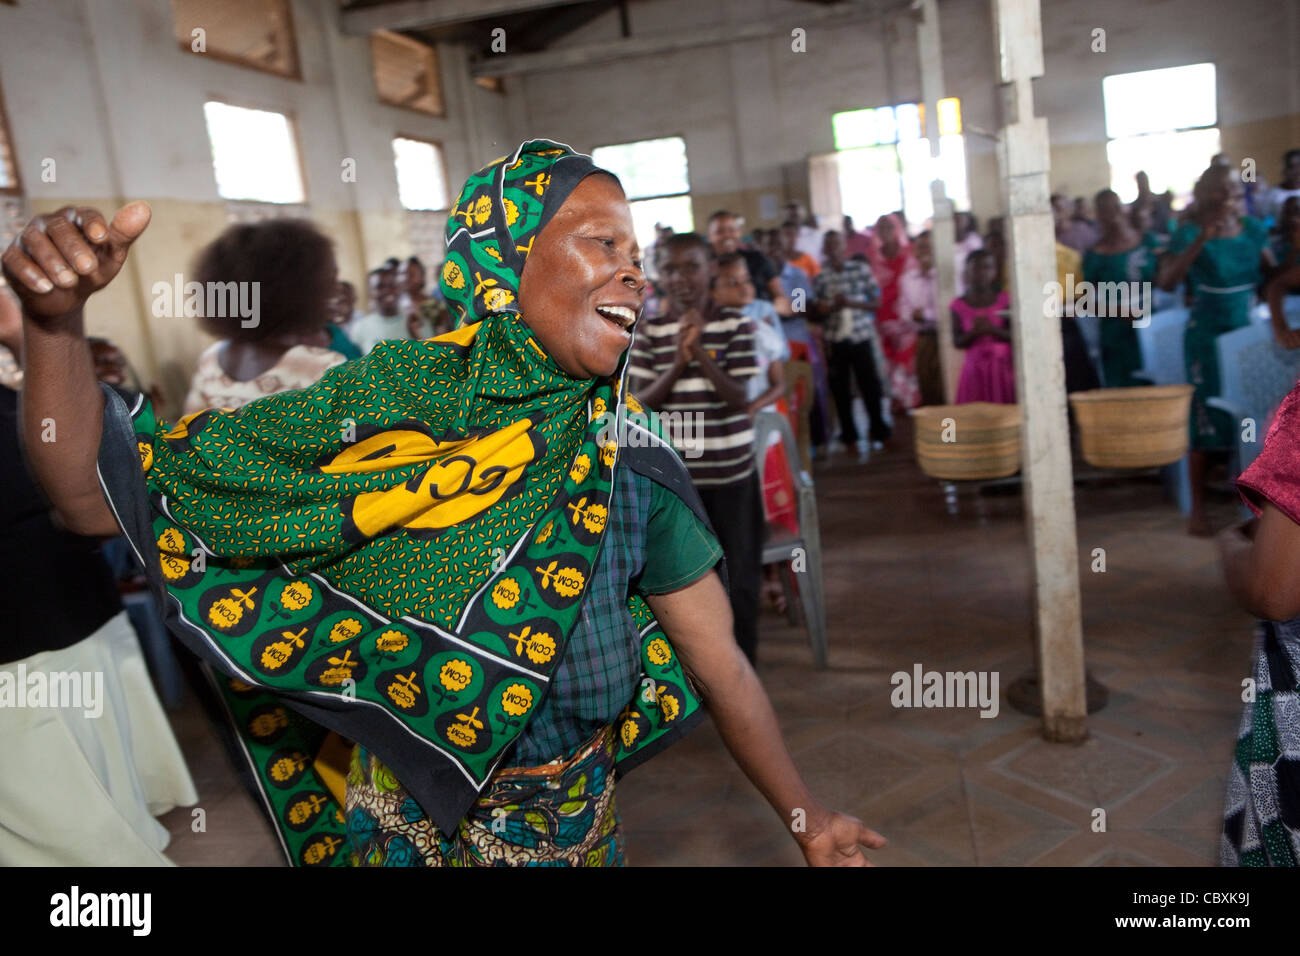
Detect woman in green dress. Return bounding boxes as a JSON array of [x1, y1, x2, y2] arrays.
[[3, 139, 886, 867], [1158, 164, 1275, 536], [1084, 189, 1159, 387]]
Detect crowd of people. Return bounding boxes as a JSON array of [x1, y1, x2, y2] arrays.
[[1, 141, 892, 869], [3, 137, 1299, 868]]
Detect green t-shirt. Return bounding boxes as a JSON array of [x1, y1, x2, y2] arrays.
[[639, 481, 724, 594]]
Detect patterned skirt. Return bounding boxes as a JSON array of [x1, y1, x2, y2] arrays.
[[345, 725, 625, 866], [1221, 620, 1300, 865]]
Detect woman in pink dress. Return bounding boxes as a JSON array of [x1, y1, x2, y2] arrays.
[[866, 214, 918, 410], [952, 250, 1015, 403]]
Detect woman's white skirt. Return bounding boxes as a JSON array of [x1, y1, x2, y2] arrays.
[[0, 609, 198, 865]]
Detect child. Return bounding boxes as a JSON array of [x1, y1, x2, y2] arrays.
[[712, 252, 793, 616], [952, 250, 1015, 404], [713, 252, 789, 415]]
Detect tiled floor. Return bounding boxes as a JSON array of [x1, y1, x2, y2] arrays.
[[157, 420, 1252, 866]]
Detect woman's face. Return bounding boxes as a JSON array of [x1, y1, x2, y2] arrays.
[[1201, 169, 1243, 221], [1096, 192, 1121, 227], [517, 174, 646, 379]]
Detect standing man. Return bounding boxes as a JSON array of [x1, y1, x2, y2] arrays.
[[629, 233, 765, 664], [814, 230, 892, 460], [707, 210, 791, 315]]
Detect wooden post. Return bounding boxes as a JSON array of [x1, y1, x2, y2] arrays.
[[914, 0, 958, 402], [990, 0, 1087, 741]]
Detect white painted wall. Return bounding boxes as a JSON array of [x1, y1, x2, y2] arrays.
[[507, 0, 1300, 218], [1, 0, 1295, 231], [0, 0, 511, 218]]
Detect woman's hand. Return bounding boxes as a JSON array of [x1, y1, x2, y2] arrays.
[[0, 203, 150, 539], [645, 573, 889, 868], [2, 203, 151, 321], [1199, 217, 1225, 242], [797, 810, 888, 867]]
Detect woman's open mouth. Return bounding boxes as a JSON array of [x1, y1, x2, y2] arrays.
[[595, 304, 637, 335]]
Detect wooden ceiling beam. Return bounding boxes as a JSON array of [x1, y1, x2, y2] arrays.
[[471, 0, 913, 76], [340, 0, 589, 36]]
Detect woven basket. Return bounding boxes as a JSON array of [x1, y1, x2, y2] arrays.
[[912, 403, 1021, 480], [1068, 385, 1193, 469]]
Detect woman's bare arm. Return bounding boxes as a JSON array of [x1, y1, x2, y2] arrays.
[[1, 203, 152, 536], [1156, 225, 1211, 291], [645, 570, 886, 866], [1265, 262, 1300, 349], [1218, 502, 1300, 622]]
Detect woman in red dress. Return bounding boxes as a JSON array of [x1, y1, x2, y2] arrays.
[[866, 214, 917, 411]]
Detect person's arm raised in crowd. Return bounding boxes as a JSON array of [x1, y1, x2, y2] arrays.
[[1156, 222, 1213, 292], [0, 203, 152, 537], [645, 570, 887, 866]]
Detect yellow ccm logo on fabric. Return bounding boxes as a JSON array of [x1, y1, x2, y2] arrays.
[[321, 420, 540, 539]]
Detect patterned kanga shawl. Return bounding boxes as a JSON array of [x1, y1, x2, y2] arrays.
[[96, 140, 705, 867], [1222, 381, 1300, 866]]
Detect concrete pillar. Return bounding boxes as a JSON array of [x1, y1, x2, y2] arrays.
[[914, 0, 958, 402], [990, 0, 1087, 741]]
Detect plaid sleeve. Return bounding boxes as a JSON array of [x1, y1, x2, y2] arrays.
[[813, 269, 830, 303], [856, 261, 881, 302]]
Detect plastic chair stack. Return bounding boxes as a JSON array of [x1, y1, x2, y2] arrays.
[[1206, 319, 1300, 484]]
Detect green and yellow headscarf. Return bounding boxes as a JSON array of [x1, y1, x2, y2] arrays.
[[96, 140, 703, 866], [440, 138, 611, 326]]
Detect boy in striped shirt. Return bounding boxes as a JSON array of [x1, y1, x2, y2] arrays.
[[629, 233, 765, 663]]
